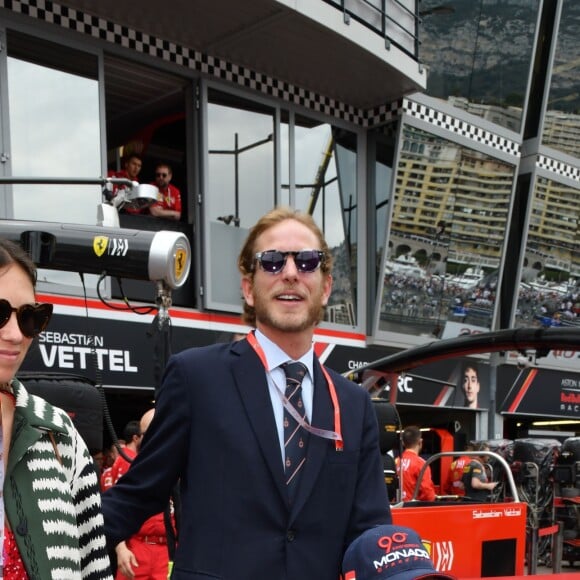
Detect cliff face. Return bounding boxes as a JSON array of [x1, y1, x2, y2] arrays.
[[419, 0, 580, 113]]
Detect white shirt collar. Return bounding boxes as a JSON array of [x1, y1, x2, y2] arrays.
[[254, 329, 314, 378]]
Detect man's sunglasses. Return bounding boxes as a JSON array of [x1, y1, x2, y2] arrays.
[[254, 250, 325, 274], [0, 299, 53, 338]]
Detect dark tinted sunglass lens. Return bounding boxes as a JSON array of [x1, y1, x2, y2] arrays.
[[296, 251, 322, 272], [18, 303, 53, 338], [260, 251, 286, 273], [15, 305, 36, 337], [34, 304, 53, 335], [0, 299, 11, 329]]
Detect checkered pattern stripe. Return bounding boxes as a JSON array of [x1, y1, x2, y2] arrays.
[[366, 99, 403, 128], [0, 0, 538, 155], [403, 99, 520, 157], [0, 0, 367, 125], [537, 154, 580, 181]]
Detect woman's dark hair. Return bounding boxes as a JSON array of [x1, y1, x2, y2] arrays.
[[0, 238, 37, 287]]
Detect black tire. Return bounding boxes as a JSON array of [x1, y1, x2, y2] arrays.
[[561, 487, 580, 498]]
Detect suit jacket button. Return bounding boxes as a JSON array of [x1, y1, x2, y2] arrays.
[[286, 530, 296, 542]]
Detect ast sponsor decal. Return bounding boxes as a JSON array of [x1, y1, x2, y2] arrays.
[[422, 539, 455, 572], [501, 367, 580, 418], [560, 377, 580, 413], [373, 531, 432, 571], [473, 509, 504, 519], [174, 247, 188, 280], [432, 540, 454, 572], [93, 235, 129, 257], [374, 533, 454, 573], [471, 507, 521, 519], [37, 331, 138, 373], [93, 236, 108, 257]]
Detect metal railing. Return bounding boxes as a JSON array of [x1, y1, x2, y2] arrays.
[[395, 450, 521, 506], [323, 0, 420, 59]]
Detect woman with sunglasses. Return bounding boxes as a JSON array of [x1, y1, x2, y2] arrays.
[[0, 238, 113, 579]]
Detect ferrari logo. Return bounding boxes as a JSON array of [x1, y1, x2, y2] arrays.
[[93, 236, 108, 257], [174, 248, 187, 281]]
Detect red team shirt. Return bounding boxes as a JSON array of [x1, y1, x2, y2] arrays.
[[100, 447, 136, 492], [151, 183, 181, 215], [445, 455, 471, 496], [107, 170, 147, 215], [396, 449, 436, 502]]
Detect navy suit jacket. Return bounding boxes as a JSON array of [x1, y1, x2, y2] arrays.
[[102, 338, 390, 579]]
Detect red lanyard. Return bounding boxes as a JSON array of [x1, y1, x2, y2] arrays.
[[247, 331, 343, 451]]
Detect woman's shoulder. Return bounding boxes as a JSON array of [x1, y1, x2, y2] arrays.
[[13, 380, 76, 434]]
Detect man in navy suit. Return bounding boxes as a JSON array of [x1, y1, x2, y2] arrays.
[[102, 206, 391, 579]]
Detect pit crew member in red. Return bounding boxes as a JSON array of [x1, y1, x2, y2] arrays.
[[110, 412, 175, 580], [107, 154, 147, 215], [395, 425, 436, 502], [444, 443, 474, 496], [102, 420, 140, 492], [149, 163, 182, 221]]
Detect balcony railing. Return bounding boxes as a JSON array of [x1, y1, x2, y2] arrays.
[[323, 0, 419, 59]]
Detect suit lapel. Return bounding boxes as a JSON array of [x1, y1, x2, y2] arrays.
[[290, 359, 334, 518], [231, 341, 288, 506]]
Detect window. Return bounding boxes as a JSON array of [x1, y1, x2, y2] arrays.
[[290, 114, 359, 325], [4, 31, 101, 291], [102, 54, 192, 306], [375, 123, 516, 339], [204, 89, 275, 310], [203, 93, 359, 326]]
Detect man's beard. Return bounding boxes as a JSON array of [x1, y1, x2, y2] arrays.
[[252, 292, 323, 332]]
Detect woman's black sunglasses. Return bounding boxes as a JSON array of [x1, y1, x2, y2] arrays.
[[254, 250, 325, 274], [0, 299, 53, 338]]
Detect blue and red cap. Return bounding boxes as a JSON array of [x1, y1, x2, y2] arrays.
[[342, 524, 457, 580]]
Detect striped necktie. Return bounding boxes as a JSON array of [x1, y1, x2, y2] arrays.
[[282, 361, 309, 501]]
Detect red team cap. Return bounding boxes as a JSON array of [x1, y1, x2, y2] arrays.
[[342, 524, 457, 580]]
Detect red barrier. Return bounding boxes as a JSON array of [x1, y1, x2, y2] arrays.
[[392, 501, 527, 578]]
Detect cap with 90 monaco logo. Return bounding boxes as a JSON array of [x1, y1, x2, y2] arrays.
[[342, 524, 457, 580]]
